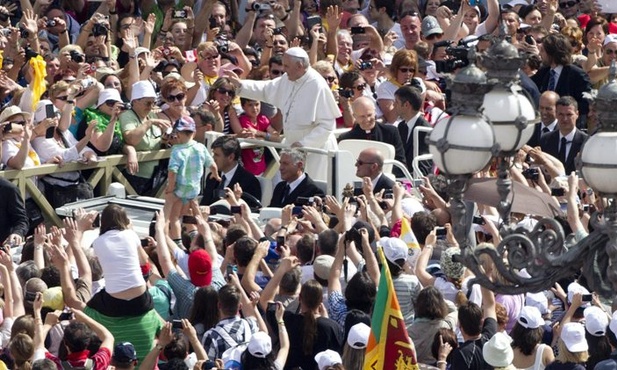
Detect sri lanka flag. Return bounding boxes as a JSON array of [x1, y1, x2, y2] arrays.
[[363, 247, 419, 370]]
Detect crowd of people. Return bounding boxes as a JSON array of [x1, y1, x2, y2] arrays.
[[0, 0, 616, 369]]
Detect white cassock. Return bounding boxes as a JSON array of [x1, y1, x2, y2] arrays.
[[238, 67, 341, 181]]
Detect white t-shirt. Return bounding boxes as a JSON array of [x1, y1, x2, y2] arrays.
[[92, 229, 144, 294]]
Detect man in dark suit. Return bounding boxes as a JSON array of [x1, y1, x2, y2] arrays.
[[270, 149, 325, 207], [200, 136, 262, 207], [355, 148, 395, 194], [338, 96, 406, 177], [532, 33, 592, 129], [527, 91, 559, 148], [539, 96, 588, 174], [0, 178, 28, 246], [394, 85, 432, 176]]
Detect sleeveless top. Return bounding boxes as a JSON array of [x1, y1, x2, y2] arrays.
[[521, 343, 548, 370]]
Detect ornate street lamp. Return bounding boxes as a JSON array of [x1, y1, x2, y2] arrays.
[[427, 58, 497, 243], [428, 47, 617, 300]]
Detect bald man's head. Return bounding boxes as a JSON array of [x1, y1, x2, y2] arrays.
[[352, 97, 377, 130], [539, 91, 559, 125], [356, 147, 384, 178]]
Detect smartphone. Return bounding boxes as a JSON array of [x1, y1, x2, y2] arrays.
[[230, 205, 242, 215], [306, 15, 322, 31], [472, 216, 486, 225], [209, 16, 217, 29], [267, 302, 277, 311], [468, 0, 477, 6], [45, 104, 56, 119], [350, 26, 365, 34], [173, 10, 187, 18], [2, 123, 11, 134], [292, 206, 303, 218], [435, 227, 447, 239], [525, 35, 534, 44], [182, 215, 198, 224], [276, 236, 285, 248], [226, 264, 236, 279], [24, 291, 38, 301], [378, 201, 388, 210], [216, 189, 226, 199], [92, 213, 101, 228], [140, 238, 149, 247], [551, 188, 565, 197], [582, 294, 593, 302], [383, 192, 393, 199], [353, 187, 363, 196], [45, 126, 55, 139], [172, 319, 183, 329], [582, 204, 590, 212], [413, 179, 425, 188], [59, 312, 74, 321]]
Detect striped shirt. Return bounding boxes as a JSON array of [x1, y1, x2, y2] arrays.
[[83, 307, 163, 362], [201, 316, 258, 360]]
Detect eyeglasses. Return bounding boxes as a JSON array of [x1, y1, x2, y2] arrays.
[[559, 0, 577, 8], [104, 101, 118, 107], [201, 53, 220, 61], [55, 95, 68, 101], [140, 99, 156, 107], [425, 33, 442, 40], [605, 49, 617, 55], [216, 88, 235, 96], [167, 93, 186, 102], [353, 83, 367, 91], [355, 159, 376, 166], [270, 69, 284, 76], [324, 76, 336, 83], [399, 67, 415, 73]]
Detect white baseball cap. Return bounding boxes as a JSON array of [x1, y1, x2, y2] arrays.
[[380, 237, 408, 264], [314, 350, 342, 370], [247, 331, 272, 358], [347, 323, 370, 349], [33, 100, 60, 124], [584, 306, 609, 337], [561, 323, 589, 352], [518, 306, 544, 329]]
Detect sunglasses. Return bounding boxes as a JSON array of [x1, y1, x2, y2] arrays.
[[167, 93, 186, 102], [201, 53, 220, 61], [353, 83, 367, 91], [399, 67, 415, 73], [605, 49, 617, 55], [55, 95, 69, 101], [140, 100, 156, 107], [324, 76, 336, 83], [216, 88, 235, 96], [104, 101, 118, 107], [355, 159, 376, 166], [10, 121, 26, 125], [559, 0, 577, 8], [270, 69, 284, 76], [425, 33, 442, 40]]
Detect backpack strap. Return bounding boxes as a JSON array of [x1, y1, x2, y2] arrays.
[[212, 325, 239, 349]]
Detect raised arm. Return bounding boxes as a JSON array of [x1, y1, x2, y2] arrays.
[[415, 229, 436, 287], [240, 241, 269, 295], [0, 249, 23, 317], [258, 255, 299, 311]]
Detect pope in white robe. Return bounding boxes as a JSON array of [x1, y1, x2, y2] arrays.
[[226, 47, 341, 181]]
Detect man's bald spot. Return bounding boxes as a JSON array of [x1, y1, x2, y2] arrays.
[[351, 96, 375, 114]]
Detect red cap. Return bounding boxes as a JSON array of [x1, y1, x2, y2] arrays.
[[188, 250, 213, 287]]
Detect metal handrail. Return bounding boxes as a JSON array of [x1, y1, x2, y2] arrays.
[[0, 149, 172, 226]]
